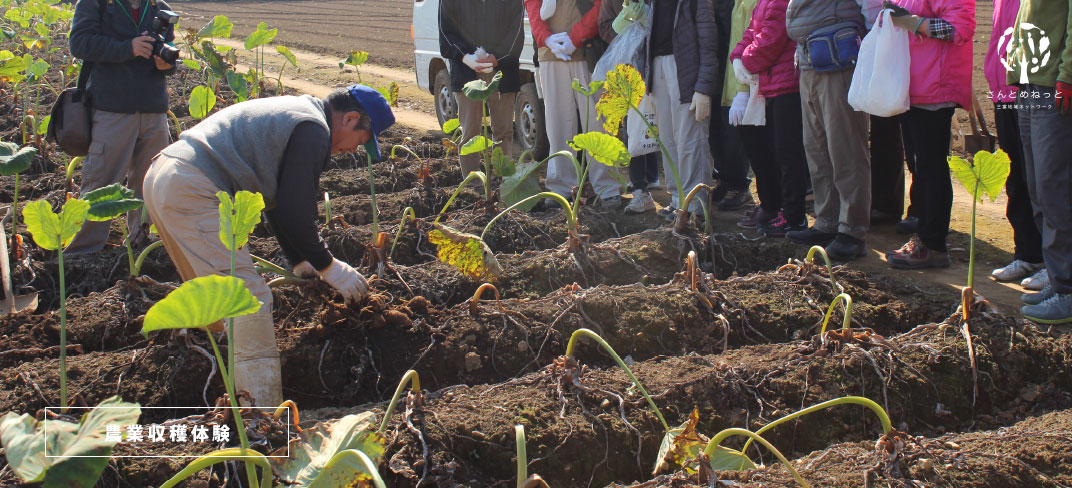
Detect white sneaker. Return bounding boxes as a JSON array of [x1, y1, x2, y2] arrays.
[[991, 259, 1043, 282], [1021, 268, 1049, 291], [624, 189, 655, 214], [648, 178, 665, 190]]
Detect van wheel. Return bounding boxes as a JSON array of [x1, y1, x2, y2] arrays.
[[514, 82, 548, 161], [433, 68, 458, 128]]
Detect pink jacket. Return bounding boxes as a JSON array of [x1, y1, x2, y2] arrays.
[[984, 0, 1019, 103], [730, 0, 798, 98], [891, 0, 975, 109]]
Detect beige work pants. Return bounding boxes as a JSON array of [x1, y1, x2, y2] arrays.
[[650, 55, 713, 212], [457, 72, 516, 176], [143, 154, 282, 408], [537, 60, 621, 199], [799, 69, 872, 239], [67, 110, 170, 254]]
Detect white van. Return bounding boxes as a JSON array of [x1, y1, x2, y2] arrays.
[[411, 0, 549, 159]]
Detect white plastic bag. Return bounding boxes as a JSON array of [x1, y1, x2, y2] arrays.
[[592, 13, 647, 82], [741, 82, 766, 126], [627, 95, 659, 156], [848, 10, 911, 117]]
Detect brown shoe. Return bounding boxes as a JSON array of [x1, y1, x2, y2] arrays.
[[886, 236, 950, 269]]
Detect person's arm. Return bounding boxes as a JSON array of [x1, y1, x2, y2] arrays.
[[568, 0, 603, 46], [739, 0, 790, 73], [1061, 3, 1072, 85], [728, 12, 757, 61], [439, 0, 473, 61], [599, 0, 624, 43], [524, 0, 554, 47], [265, 121, 333, 270], [69, 0, 135, 63], [694, 0, 719, 96]]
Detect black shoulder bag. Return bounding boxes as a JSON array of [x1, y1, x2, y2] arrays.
[[46, 0, 109, 156]]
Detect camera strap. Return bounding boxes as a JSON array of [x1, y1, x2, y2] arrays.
[[114, 0, 150, 30]]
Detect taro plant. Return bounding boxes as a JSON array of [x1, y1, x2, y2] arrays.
[[441, 117, 462, 158], [266, 411, 387, 488], [340, 50, 369, 82], [81, 183, 144, 277], [948, 150, 1011, 320], [0, 140, 36, 241], [244, 21, 278, 96], [515, 424, 548, 488], [458, 70, 503, 203], [389, 206, 416, 260], [391, 141, 432, 185], [364, 153, 390, 276], [142, 274, 265, 487], [0, 396, 141, 487], [818, 293, 853, 338], [22, 196, 90, 410]]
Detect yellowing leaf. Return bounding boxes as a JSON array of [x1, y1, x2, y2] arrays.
[[217, 190, 264, 250], [442, 118, 460, 135], [653, 408, 708, 475], [597, 64, 645, 135], [343, 50, 368, 66], [569, 132, 629, 167], [22, 198, 88, 251], [428, 224, 501, 280], [948, 150, 1011, 203]]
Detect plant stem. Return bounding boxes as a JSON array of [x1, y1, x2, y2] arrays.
[[818, 293, 853, 335], [324, 192, 332, 224], [324, 450, 386, 488], [389, 207, 416, 260], [740, 396, 891, 458], [378, 369, 420, 434], [250, 254, 294, 278], [367, 153, 379, 236], [434, 171, 488, 225], [207, 332, 259, 488], [58, 246, 67, 411], [131, 240, 164, 277], [120, 222, 136, 278], [481, 99, 491, 201], [515, 425, 528, 488], [968, 183, 979, 291], [159, 448, 271, 488], [631, 105, 684, 206], [703, 428, 808, 488], [482, 192, 574, 240], [564, 328, 668, 431], [10, 173, 19, 241], [804, 245, 838, 293]]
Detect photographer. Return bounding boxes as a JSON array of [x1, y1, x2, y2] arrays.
[[67, 0, 177, 254]]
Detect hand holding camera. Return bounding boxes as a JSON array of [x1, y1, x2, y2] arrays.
[[132, 9, 181, 68]]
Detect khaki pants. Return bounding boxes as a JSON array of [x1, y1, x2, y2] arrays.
[[651, 55, 713, 212], [457, 72, 516, 176], [538, 60, 621, 199], [799, 69, 871, 239], [67, 110, 170, 254], [143, 154, 282, 407]]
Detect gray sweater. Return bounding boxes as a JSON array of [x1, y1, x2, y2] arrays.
[[160, 95, 331, 209], [69, 0, 175, 113]]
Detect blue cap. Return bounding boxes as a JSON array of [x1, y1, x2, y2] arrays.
[[346, 84, 395, 161]]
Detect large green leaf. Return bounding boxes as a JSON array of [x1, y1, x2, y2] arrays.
[[490, 147, 515, 177], [189, 85, 216, 119], [226, 70, 249, 102], [0, 141, 35, 176], [569, 132, 629, 167], [197, 15, 233, 39], [0, 53, 29, 82], [500, 159, 544, 212], [461, 70, 502, 101], [707, 445, 756, 471], [0, 396, 140, 486], [342, 50, 368, 67], [217, 190, 264, 250], [22, 198, 89, 251], [597, 64, 645, 135], [949, 150, 1011, 203], [268, 412, 386, 487], [244, 22, 277, 50], [460, 135, 493, 156], [276, 45, 297, 67], [442, 118, 460, 135], [652, 408, 707, 475], [428, 224, 502, 280], [27, 58, 48, 79], [82, 183, 142, 221], [142, 275, 262, 334]]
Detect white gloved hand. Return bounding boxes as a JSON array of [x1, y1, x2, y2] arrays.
[[319, 258, 369, 304], [462, 53, 493, 73], [545, 33, 572, 61], [732, 58, 755, 84], [728, 91, 748, 126], [689, 92, 711, 121], [540, 0, 557, 20], [550, 46, 572, 61], [558, 35, 576, 56], [293, 260, 317, 279]]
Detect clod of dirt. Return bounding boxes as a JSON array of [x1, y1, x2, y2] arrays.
[[464, 352, 481, 372], [406, 295, 431, 315]]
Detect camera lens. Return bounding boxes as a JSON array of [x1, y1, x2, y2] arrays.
[[154, 42, 180, 65]]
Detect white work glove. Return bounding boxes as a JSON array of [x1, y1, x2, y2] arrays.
[[319, 258, 369, 304], [689, 92, 711, 121], [732, 58, 756, 84], [540, 0, 557, 20], [462, 53, 493, 73], [728, 91, 748, 126], [557, 35, 576, 56], [293, 260, 317, 278], [545, 33, 573, 61]]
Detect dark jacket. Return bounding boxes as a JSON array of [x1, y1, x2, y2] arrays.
[[643, 0, 720, 103], [439, 0, 524, 93], [70, 0, 175, 114]]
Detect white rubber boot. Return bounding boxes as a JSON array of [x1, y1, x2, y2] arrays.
[[231, 308, 283, 408]]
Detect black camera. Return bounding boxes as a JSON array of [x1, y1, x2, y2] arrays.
[[150, 9, 180, 65]]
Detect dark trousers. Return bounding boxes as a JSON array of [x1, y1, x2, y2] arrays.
[[709, 105, 752, 189], [995, 102, 1043, 263], [869, 115, 906, 218], [898, 107, 954, 252], [628, 151, 660, 191], [737, 92, 808, 223]]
